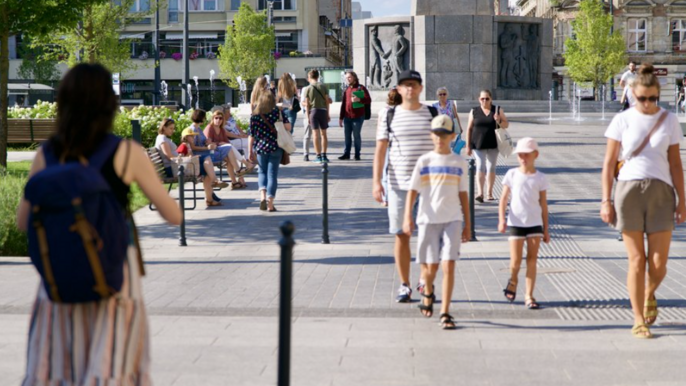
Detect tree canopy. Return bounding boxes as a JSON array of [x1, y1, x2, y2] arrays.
[[563, 0, 626, 99], [218, 3, 275, 90], [0, 0, 106, 167]]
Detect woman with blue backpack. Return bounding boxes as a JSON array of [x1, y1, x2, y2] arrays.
[[16, 63, 182, 386]]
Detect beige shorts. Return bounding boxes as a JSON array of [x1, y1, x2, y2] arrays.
[[614, 179, 675, 234]]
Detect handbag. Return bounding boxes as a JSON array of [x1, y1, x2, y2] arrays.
[[614, 111, 668, 179], [280, 150, 291, 165], [292, 97, 302, 113], [494, 107, 514, 157], [452, 134, 466, 155], [450, 101, 463, 135], [262, 112, 297, 154], [171, 155, 200, 177]]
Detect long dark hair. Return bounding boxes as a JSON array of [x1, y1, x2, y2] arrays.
[[50, 63, 118, 159]]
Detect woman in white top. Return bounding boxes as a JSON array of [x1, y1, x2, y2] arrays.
[[601, 64, 686, 339], [224, 106, 249, 155], [154, 118, 179, 177]]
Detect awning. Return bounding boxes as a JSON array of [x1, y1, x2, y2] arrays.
[[120, 33, 147, 39], [8, 83, 54, 91], [165, 32, 218, 40]]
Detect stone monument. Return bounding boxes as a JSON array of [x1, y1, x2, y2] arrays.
[[352, 0, 553, 100]]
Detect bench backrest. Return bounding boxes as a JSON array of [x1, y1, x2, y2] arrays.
[[147, 147, 167, 179], [7, 119, 56, 143]]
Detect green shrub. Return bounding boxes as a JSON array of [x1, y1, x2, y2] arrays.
[[0, 162, 30, 256], [9, 102, 249, 148]]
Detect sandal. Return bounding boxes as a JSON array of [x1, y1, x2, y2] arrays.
[[631, 323, 653, 339], [503, 279, 517, 303], [644, 296, 658, 326], [236, 167, 248, 177], [439, 313, 457, 330], [475, 195, 484, 203], [418, 292, 435, 318], [268, 207, 278, 212], [231, 181, 246, 190], [205, 200, 223, 208], [212, 181, 229, 189], [487, 196, 496, 201], [525, 297, 540, 310], [259, 200, 267, 211]]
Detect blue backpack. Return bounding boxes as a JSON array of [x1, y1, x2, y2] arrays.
[[25, 134, 130, 303]]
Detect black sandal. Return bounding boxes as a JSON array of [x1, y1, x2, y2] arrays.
[[418, 292, 435, 318], [475, 195, 484, 203], [439, 313, 456, 330], [503, 279, 517, 303], [525, 297, 540, 310]]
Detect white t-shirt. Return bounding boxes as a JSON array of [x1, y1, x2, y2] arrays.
[[621, 70, 637, 106], [605, 107, 682, 186], [409, 151, 469, 224], [154, 134, 178, 168], [377, 105, 435, 191], [502, 168, 549, 228]]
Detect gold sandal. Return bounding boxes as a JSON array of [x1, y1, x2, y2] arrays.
[[644, 297, 658, 326], [631, 323, 653, 339]]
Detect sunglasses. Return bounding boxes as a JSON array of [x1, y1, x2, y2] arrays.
[[438, 93, 447, 96], [480, 97, 491, 101], [214, 116, 224, 120], [635, 95, 659, 103]]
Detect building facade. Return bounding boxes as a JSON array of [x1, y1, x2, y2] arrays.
[[516, 0, 686, 103], [7, 0, 348, 107]]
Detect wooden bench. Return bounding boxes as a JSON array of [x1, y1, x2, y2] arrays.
[[147, 147, 204, 210], [7, 119, 56, 143]]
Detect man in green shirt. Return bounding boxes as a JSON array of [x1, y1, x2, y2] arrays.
[[305, 69, 331, 163]]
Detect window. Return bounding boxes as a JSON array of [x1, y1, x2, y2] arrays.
[[129, 0, 150, 12], [188, 0, 221, 11], [672, 20, 686, 51], [276, 32, 298, 54], [259, 0, 295, 10], [554, 20, 572, 53], [169, 0, 179, 22], [628, 18, 647, 52], [230, 0, 241, 10]]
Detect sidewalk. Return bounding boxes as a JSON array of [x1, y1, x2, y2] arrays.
[[2, 113, 686, 386]]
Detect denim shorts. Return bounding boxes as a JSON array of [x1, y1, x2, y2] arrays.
[[387, 188, 417, 235]]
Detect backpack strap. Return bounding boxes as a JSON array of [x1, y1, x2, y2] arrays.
[[427, 105, 439, 118], [88, 134, 122, 170]]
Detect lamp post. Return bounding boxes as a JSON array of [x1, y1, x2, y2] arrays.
[[608, 0, 615, 99], [182, 0, 190, 109], [153, 0, 160, 105]]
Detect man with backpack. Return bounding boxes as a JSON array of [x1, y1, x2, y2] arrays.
[[372, 69, 438, 303], [339, 70, 371, 160]]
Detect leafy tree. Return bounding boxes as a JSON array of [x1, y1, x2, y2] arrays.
[[563, 0, 626, 100], [17, 36, 60, 85], [218, 3, 275, 90], [30, 0, 156, 77], [0, 0, 105, 167]]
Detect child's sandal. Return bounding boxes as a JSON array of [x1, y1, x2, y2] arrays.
[[525, 297, 540, 310], [503, 279, 517, 303], [439, 313, 456, 330], [418, 292, 435, 318]]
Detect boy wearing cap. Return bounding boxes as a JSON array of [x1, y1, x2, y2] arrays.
[[402, 115, 471, 329], [498, 137, 550, 310], [373, 69, 439, 303]]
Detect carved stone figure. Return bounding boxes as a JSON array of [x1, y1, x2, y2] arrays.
[[369, 26, 385, 87], [382, 61, 393, 88], [499, 24, 518, 88], [383, 25, 409, 83], [517, 25, 530, 88], [526, 24, 540, 88]]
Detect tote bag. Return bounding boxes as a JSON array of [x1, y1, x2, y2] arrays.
[[263, 112, 297, 154], [171, 155, 201, 177], [494, 106, 513, 157]]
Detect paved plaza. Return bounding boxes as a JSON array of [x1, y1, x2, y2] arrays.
[[2, 112, 686, 386]]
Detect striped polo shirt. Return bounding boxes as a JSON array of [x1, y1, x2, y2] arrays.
[[376, 104, 435, 191]]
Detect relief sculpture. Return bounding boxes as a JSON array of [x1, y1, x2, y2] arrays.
[[368, 24, 410, 89], [499, 23, 540, 89]]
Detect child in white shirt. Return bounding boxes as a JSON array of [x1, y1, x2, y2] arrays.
[[498, 137, 550, 309], [403, 115, 471, 330]]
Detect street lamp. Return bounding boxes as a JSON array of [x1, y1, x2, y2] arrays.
[[192, 76, 199, 109]]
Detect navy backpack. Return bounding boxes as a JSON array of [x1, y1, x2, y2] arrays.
[[25, 134, 129, 303]]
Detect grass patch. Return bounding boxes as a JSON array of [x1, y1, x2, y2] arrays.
[[1, 162, 149, 257], [8, 143, 40, 151]]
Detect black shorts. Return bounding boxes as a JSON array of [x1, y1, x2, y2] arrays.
[[509, 226, 544, 239], [309, 109, 329, 130]]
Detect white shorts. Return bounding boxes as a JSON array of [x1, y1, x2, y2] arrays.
[[416, 221, 463, 264]]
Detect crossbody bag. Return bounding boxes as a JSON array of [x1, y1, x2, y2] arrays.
[[614, 110, 668, 179]]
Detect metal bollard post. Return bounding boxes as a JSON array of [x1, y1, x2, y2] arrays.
[[131, 120, 142, 144], [468, 158, 477, 241], [178, 165, 187, 246], [278, 221, 295, 386], [322, 162, 330, 244]]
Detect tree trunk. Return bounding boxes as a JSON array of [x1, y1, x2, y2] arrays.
[[0, 7, 10, 168], [86, 5, 96, 64]]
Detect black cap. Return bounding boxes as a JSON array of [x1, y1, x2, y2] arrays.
[[397, 70, 422, 85]]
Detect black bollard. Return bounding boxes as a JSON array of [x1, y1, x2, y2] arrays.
[[278, 221, 296, 386], [178, 165, 187, 246], [322, 162, 330, 244], [468, 158, 477, 241], [131, 120, 142, 144]]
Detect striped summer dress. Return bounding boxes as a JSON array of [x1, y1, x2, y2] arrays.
[[376, 105, 435, 191], [22, 141, 151, 386]]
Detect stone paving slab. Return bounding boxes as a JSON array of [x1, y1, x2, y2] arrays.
[[3, 113, 686, 385]]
